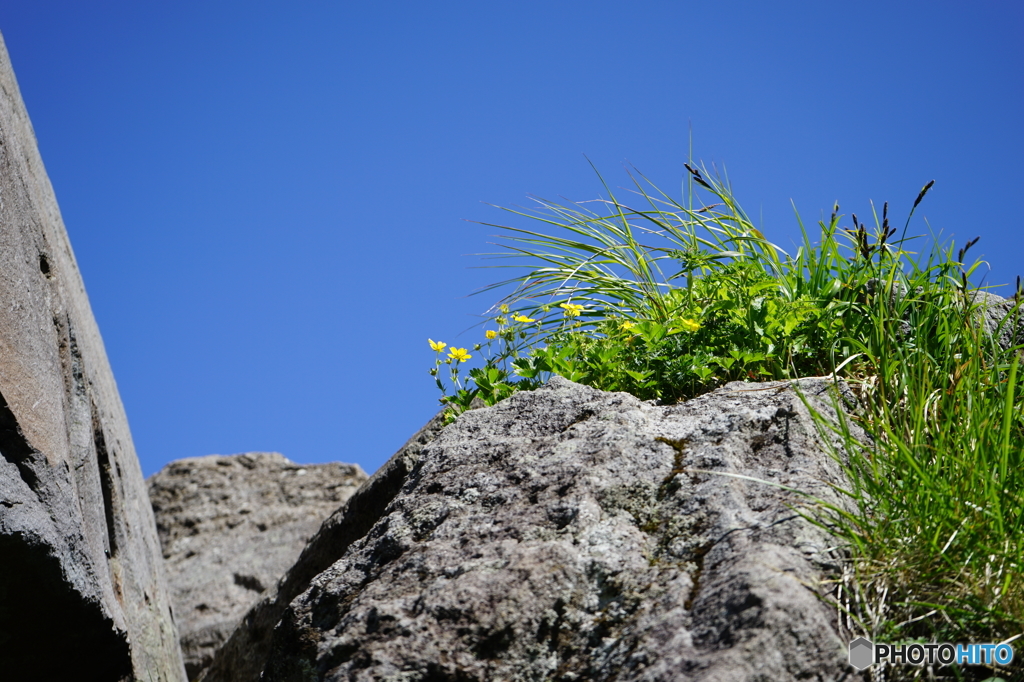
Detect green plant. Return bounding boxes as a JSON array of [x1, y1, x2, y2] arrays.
[[427, 161, 1024, 676], [804, 266, 1024, 679], [432, 162, 924, 409], [427, 309, 544, 423]]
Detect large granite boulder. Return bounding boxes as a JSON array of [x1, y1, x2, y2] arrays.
[[0, 31, 187, 681], [205, 377, 863, 681], [148, 453, 367, 680]]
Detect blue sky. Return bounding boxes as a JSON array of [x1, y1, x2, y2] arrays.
[[2, 2, 1021, 477]]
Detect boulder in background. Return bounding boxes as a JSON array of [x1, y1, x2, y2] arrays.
[[148, 452, 367, 680]]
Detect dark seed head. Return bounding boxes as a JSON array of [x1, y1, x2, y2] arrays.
[[912, 180, 936, 210]]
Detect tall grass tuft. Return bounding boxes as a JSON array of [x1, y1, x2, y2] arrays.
[[426, 162, 1024, 678], [811, 260, 1024, 680]]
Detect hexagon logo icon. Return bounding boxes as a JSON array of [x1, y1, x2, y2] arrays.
[[849, 637, 874, 670]]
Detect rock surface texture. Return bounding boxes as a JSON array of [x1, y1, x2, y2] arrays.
[[207, 377, 863, 681], [0, 31, 187, 682], [148, 453, 367, 680], [973, 291, 1024, 351]]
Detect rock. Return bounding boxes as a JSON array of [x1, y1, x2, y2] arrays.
[[198, 411, 449, 682], [215, 377, 863, 681], [0, 31, 187, 681], [148, 453, 367, 680], [971, 290, 1024, 351], [862, 280, 1024, 345]]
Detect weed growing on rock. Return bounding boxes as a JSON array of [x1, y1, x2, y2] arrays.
[[805, 276, 1024, 677], [427, 162, 1024, 674], [431, 161, 921, 413]]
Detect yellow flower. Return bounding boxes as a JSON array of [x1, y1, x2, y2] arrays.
[[680, 318, 701, 332], [620, 321, 636, 331], [513, 314, 535, 323], [485, 330, 498, 340], [499, 304, 510, 313], [560, 302, 586, 317], [447, 347, 472, 363], [429, 339, 447, 352]]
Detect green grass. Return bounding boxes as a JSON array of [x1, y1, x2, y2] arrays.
[[808, 278, 1024, 680], [427, 162, 1023, 679]]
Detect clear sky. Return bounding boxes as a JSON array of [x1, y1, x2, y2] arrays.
[[1, 2, 1021, 477]]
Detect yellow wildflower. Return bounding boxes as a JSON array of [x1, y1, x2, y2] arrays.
[[485, 330, 498, 340], [620, 321, 636, 331], [447, 347, 472, 363], [499, 304, 510, 313], [680, 318, 701, 332], [513, 314, 535, 323], [429, 339, 446, 352], [560, 302, 586, 317]]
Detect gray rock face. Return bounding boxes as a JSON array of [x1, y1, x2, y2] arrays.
[[214, 377, 862, 681], [148, 453, 367, 680], [0, 31, 187, 681]]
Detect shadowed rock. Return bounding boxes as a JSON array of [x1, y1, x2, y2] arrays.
[[149, 453, 367, 679], [0, 30, 186, 681]]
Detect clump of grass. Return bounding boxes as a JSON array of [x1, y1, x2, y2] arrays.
[[427, 163, 1023, 677], [811, 269, 1024, 680], [432, 162, 921, 411]]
